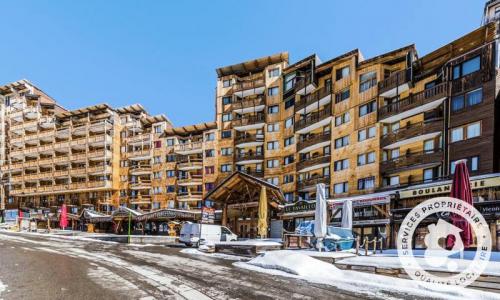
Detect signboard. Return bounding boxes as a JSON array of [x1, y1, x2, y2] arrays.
[[330, 196, 391, 208], [399, 176, 500, 199], [201, 207, 215, 224], [283, 200, 315, 214], [4, 209, 19, 223]]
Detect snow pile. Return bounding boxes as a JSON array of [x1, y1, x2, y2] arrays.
[[0, 279, 6, 296], [235, 251, 500, 300], [216, 239, 281, 246], [181, 248, 248, 261]]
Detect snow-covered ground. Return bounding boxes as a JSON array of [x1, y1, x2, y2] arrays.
[[0, 279, 6, 297], [234, 251, 500, 300], [337, 255, 500, 277], [180, 248, 250, 261], [381, 249, 500, 262], [215, 239, 282, 246]]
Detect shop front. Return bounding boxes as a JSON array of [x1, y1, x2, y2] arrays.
[[392, 173, 500, 250], [279, 200, 316, 232], [329, 192, 394, 248]]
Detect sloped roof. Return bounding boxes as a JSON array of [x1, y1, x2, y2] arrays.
[[217, 52, 289, 77]]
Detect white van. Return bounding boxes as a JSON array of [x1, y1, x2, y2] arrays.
[[180, 223, 237, 247]]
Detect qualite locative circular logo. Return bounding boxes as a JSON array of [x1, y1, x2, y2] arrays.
[[397, 197, 492, 287]]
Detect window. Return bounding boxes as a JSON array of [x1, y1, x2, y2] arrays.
[[267, 159, 279, 168], [358, 177, 375, 190], [283, 174, 294, 184], [205, 149, 215, 157], [222, 96, 232, 105], [284, 192, 294, 202], [153, 171, 162, 179], [283, 155, 294, 165], [336, 66, 350, 81], [268, 68, 280, 78], [223, 79, 232, 87], [284, 97, 295, 109], [452, 56, 480, 80], [450, 122, 481, 143], [358, 151, 375, 166], [205, 132, 215, 141], [285, 117, 294, 128], [267, 123, 279, 132], [334, 159, 349, 171], [221, 130, 232, 139], [335, 112, 350, 126], [268, 86, 279, 96], [205, 166, 215, 174], [451, 156, 480, 174], [154, 141, 162, 148], [359, 100, 377, 117], [358, 126, 376, 141], [389, 176, 400, 186], [334, 135, 349, 149], [423, 168, 434, 182], [268, 105, 279, 114], [284, 136, 294, 147], [334, 182, 348, 194], [166, 185, 175, 193], [205, 182, 215, 192], [452, 88, 483, 112], [267, 177, 279, 186], [335, 88, 350, 103], [153, 156, 162, 164], [166, 138, 175, 146], [267, 141, 279, 150], [166, 154, 176, 162], [359, 71, 377, 92], [154, 125, 163, 134], [424, 139, 434, 152], [284, 73, 296, 92], [221, 147, 232, 156], [221, 164, 232, 173], [222, 113, 232, 122], [166, 170, 176, 177]]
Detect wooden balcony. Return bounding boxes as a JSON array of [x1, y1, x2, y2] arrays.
[[294, 105, 332, 132], [378, 82, 447, 121], [177, 176, 203, 185], [234, 133, 264, 145], [451, 70, 484, 94], [174, 141, 203, 154], [232, 114, 265, 128], [296, 155, 331, 171], [380, 149, 443, 174], [239, 169, 264, 178], [232, 96, 264, 111], [177, 192, 203, 201], [378, 68, 412, 97], [297, 175, 330, 190], [295, 85, 332, 112], [233, 78, 265, 93], [297, 132, 331, 152], [235, 152, 264, 163], [381, 119, 443, 147], [177, 160, 202, 170]]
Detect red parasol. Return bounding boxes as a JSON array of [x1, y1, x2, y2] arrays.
[[60, 204, 68, 229], [446, 160, 474, 249]]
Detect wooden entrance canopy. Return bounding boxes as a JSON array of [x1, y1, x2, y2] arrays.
[[204, 172, 285, 226]]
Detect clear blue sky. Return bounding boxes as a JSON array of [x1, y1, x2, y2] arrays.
[[0, 0, 486, 126]]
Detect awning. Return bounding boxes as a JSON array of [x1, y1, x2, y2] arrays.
[[135, 209, 200, 222], [328, 191, 394, 208]]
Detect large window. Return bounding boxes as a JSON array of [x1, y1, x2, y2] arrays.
[[267, 141, 279, 150], [451, 88, 483, 112], [268, 86, 279, 96], [268, 105, 279, 114], [268, 68, 280, 78], [359, 71, 377, 92], [359, 100, 377, 117], [334, 135, 349, 149], [335, 112, 350, 126], [267, 159, 279, 168], [358, 177, 375, 190], [336, 66, 350, 81], [222, 96, 232, 105], [358, 151, 376, 166], [284, 73, 297, 92], [334, 159, 349, 171], [222, 113, 232, 122], [358, 126, 376, 141], [223, 79, 232, 87], [267, 123, 279, 132], [453, 56, 480, 80], [450, 122, 481, 143], [451, 156, 479, 174], [335, 88, 350, 103], [221, 147, 232, 156], [221, 164, 232, 173], [334, 182, 348, 194], [221, 130, 232, 139]]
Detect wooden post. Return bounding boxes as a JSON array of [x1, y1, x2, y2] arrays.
[[355, 236, 360, 255], [373, 238, 377, 253], [221, 203, 228, 227], [364, 237, 368, 256]]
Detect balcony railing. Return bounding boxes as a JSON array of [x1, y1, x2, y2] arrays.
[[378, 68, 412, 96], [232, 114, 265, 127], [177, 160, 203, 170], [177, 176, 203, 185], [451, 70, 484, 94], [297, 132, 331, 152], [380, 149, 443, 174], [297, 175, 330, 190], [232, 96, 264, 111], [295, 85, 332, 111], [296, 155, 331, 171], [378, 82, 447, 121], [234, 133, 264, 145], [381, 119, 443, 147], [173, 141, 203, 153], [294, 74, 314, 92], [294, 105, 332, 132], [239, 169, 264, 177], [233, 78, 265, 93], [235, 152, 264, 162]]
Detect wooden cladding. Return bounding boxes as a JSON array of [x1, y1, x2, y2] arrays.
[[294, 105, 332, 131], [295, 85, 332, 111], [297, 132, 331, 152], [380, 119, 443, 147], [380, 149, 443, 174], [296, 155, 331, 171], [232, 114, 265, 127], [235, 133, 264, 145], [297, 175, 330, 190], [378, 68, 412, 95]]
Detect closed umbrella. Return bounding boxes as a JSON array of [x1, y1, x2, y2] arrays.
[[341, 200, 353, 230], [60, 204, 68, 230], [446, 160, 473, 249], [257, 187, 268, 238], [314, 183, 328, 251]]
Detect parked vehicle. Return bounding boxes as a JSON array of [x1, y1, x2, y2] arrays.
[[180, 222, 237, 247], [295, 221, 355, 251]]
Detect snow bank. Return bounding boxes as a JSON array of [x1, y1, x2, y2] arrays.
[[235, 251, 500, 300], [0, 279, 6, 296], [180, 248, 249, 261], [216, 239, 281, 246], [338, 255, 500, 277]]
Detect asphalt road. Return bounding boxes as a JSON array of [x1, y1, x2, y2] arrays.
[[0, 231, 420, 300]]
